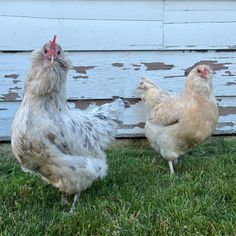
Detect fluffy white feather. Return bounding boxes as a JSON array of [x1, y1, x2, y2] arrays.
[[11, 37, 125, 211], [138, 65, 219, 174]]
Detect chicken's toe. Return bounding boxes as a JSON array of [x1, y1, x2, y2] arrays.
[[69, 192, 81, 213]]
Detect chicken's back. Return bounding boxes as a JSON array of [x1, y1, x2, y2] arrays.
[[145, 94, 218, 162]]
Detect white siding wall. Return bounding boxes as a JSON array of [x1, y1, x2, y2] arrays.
[[1, 0, 236, 140]]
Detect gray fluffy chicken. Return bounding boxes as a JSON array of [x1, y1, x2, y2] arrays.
[[11, 36, 125, 212], [138, 65, 219, 174]]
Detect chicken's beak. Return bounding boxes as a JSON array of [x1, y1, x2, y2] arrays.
[[199, 68, 209, 79], [50, 55, 54, 63]]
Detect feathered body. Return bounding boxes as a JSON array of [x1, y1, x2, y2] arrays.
[[11, 38, 125, 208], [138, 65, 219, 174]]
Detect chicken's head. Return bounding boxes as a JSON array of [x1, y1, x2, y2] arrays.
[[43, 35, 60, 63], [31, 35, 71, 71], [185, 65, 214, 96], [27, 36, 71, 96], [190, 65, 212, 81]]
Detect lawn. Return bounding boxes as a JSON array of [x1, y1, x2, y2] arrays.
[[0, 137, 236, 235]]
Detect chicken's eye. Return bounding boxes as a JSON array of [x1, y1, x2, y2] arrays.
[[58, 51, 61, 55], [197, 69, 201, 73], [44, 49, 48, 54]]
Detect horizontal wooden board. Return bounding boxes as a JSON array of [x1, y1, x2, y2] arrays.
[[164, 0, 236, 49], [164, 22, 236, 49], [1, 50, 236, 102], [1, 0, 236, 51], [0, 1, 163, 21], [164, 1, 236, 11], [165, 10, 236, 24], [1, 96, 236, 140], [0, 16, 163, 51]]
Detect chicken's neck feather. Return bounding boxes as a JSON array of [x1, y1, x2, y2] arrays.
[[24, 64, 69, 112], [183, 79, 213, 102]]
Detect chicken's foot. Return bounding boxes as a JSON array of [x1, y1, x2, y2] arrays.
[[61, 192, 69, 206], [69, 192, 81, 213], [168, 161, 175, 175]]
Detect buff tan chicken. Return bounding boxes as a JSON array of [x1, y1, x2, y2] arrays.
[[138, 65, 219, 174], [11, 36, 125, 212]]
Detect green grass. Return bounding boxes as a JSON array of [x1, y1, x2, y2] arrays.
[[0, 137, 236, 235]]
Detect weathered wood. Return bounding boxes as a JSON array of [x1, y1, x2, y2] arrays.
[[164, 23, 236, 50], [164, 0, 236, 49], [1, 51, 236, 102], [165, 10, 236, 23], [2, 0, 236, 50], [0, 17, 162, 51], [1, 0, 236, 139], [164, 1, 236, 11], [0, 1, 163, 51], [1, 97, 236, 141], [0, 1, 163, 21]]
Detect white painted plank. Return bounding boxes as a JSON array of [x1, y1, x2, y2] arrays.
[[165, 1, 236, 11], [0, 1, 163, 21], [0, 51, 236, 101], [164, 0, 236, 49], [165, 10, 236, 23], [164, 22, 236, 49], [1, 97, 236, 140], [0, 16, 163, 51]]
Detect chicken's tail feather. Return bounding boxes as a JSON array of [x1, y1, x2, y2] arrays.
[[85, 98, 126, 148], [137, 77, 163, 107], [138, 76, 173, 109], [88, 98, 125, 125]]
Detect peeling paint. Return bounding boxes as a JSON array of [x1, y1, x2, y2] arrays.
[[164, 75, 183, 79], [185, 60, 231, 75], [73, 66, 96, 74], [141, 62, 174, 71], [70, 99, 108, 110], [125, 98, 141, 105], [132, 64, 141, 67], [13, 79, 20, 84], [224, 71, 235, 77], [73, 76, 88, 80], [4, 74, 19, 79], [112, 63, 123, 68], [9, 86, 21, 91], [122, 122, 145, 129], [228, 45, 236, 49], [226, 81, 236, 86], [189, 50, 208, 53], [1, 92, 20, 101], [217, 122, 235, 128], [218, 106, 236, 116], [132, 64, 141, 70]]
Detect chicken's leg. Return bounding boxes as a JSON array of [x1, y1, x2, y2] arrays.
[[61, 192, 69, 206], [168, 161, 175, 175], [69, 192, 81, 213]]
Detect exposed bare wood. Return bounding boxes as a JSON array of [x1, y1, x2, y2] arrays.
[[1, 0, 236, 139], [1, 51, 236, 102], [1, 97, 236, 141]]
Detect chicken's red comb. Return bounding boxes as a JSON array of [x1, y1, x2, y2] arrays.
[[47, 35, 57, 57], [50, 35, 57, 46]]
